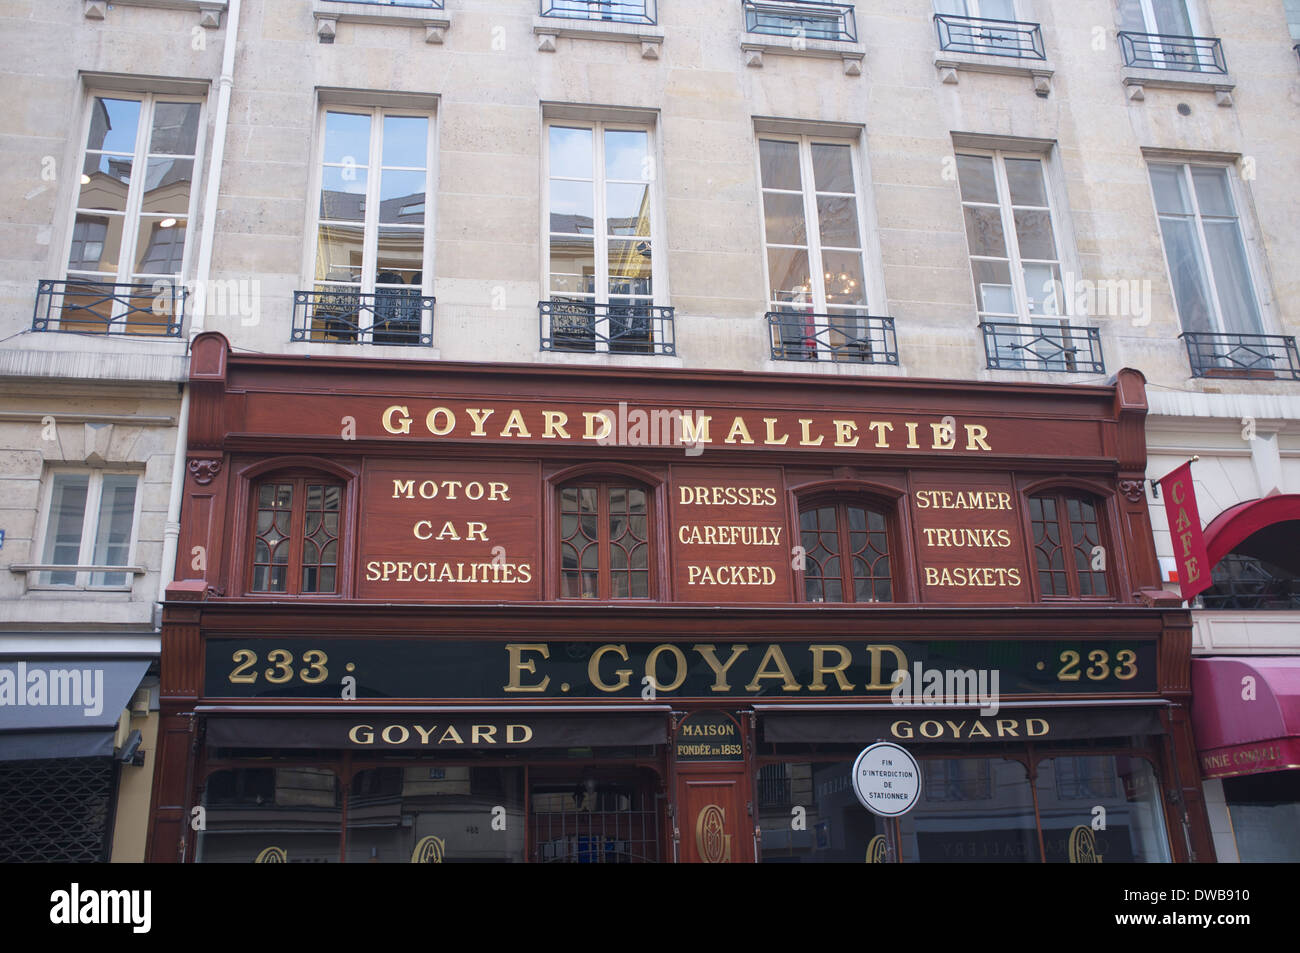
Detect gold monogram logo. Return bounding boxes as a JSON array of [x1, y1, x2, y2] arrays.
[[411, 834, 446, 863], [865, 835, 887, 863], [1068, 826, 1102, 864], [695, 804, 731, 864], [254, 846, 287, 863]]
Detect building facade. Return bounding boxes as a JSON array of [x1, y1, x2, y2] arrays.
[[1, 0, 1297, 862]]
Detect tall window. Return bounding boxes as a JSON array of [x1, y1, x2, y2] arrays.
[[1287, 0, 1300, 41], [1118, 0, 1216, 70], [545, 122, 658, 352], [37, 471, 140, 588], [798, 501, 892, 603], [558, 482, 651, 599], [250, 477, 343, 594], [1149, 163, 1264, 337], [65, 93, 201, 330], [759, 137, 873, 361], [1028, 491, 1109, 598], [936, 0, 1019, 20], [311, 107, 432, 339], [957, 152, 1062, 327]]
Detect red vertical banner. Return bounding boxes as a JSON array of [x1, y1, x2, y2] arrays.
[[1158, 461, 1212, 601]]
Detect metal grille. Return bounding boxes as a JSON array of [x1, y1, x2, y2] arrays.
[[1180, 332, 1300, 380], [743, 1, 857, 43], [540, 0, 656, 25], [935, 14, 1045, 60], [0, 758, 117, 862], [539, 300, 675, 356], [981, 321, 1105, 374], [530, 781, 660, 862], [292, 289, 434, 346], [768, 312, 898, 364], [1118, 31, 1227, 73], [1201, 554, 1300, 610], [757, 763, 792, 808], [33, 279, 184, 337]]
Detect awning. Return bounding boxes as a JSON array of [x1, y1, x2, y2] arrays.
[[760, 705, 1166, 745], [1192, 657, 1300, 779], [0, 659, 151, 762], [205, 710, 668, 751]]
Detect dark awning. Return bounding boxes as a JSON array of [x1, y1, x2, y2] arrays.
[[0, 659, 150, 762], [760, 705, 1166, 745], [205, 711, 668, 751]]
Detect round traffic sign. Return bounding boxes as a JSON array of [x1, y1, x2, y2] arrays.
[[851, 742, 922, 817]]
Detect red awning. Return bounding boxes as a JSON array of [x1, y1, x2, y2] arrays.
[[1192, 657, 1300, 779]]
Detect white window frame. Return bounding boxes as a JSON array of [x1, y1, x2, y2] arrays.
[[1145, 160, 1269, 338], [756, 132, 878, 363], [60, 90, 207, 325], [31, 468, 144, 591], [541, 117, 666, 353], [957, 148, 1066, 325], [1121, 0, 1213, 70], [304, 103, 437, 344], [936, 0, 1024, 21]]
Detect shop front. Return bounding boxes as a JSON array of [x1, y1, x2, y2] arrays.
[[145, 333, 1214, 862]]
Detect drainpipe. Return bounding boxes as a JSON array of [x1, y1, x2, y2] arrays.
[[158, 0, 241, 608]]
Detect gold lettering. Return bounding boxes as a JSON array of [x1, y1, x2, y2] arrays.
[[866, 421, 893, 448], [864, 644, 907, 691], [809, 645, 855, 692], [695, 644, 748, 693], [798, 419, 824, 447], [763, 418, 789, 446], [583, 410, 614, 441], [504, 643, 550, 693], [835, 420, 861, 448], [500, 409, 532, 438], [542, 410, 570, 440], [466, 408, 495, 436], [964, 424, 991, 451], [744, 645, 801, 693], [589, 644, 633, 692], [425, 407, 455, 436], [646, 644, 688, 693], [725, 417, 755, 445], [382, 405, 412, 435]]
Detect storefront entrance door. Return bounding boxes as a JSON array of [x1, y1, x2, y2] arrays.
[[676, 768, 753, 863]]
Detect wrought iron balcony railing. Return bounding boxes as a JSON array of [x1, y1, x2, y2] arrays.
[[1118, 31, 1227, 73], [292, 288, 434, 346], [540, 0, 656, 25], [330, 0, 444, 7], [980, 321, 1105, 374], [767, 312, 898, 365], [33, 279, 185, 337], [1181, 331, 1300, 380], [743, 0, 857, 43], [935, 13, 1045, 60], [539, 300, 675, 356]]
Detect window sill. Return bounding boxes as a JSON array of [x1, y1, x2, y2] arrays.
[[1121, 68, 1236, 106], [741, 36, 865, 75], [933, 50, 1054, 96], [12, 564, 146, 593], [84, 0, 225, 28], [538, 350, 684, 369], [762, 359, 910, 378], [314, 0, 451, 43], [533, 16, 663, 58]]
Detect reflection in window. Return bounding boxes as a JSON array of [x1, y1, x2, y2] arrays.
[[924, 759, 993, 801], [901, 757, 1040, 862], [530, 770, 660, 863], [346, 767, 525, 863], [1037, 756, 1170, 862], [196, 767, 342, 863], [758, 761, 886, 863]]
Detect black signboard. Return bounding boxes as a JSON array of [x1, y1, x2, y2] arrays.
[[675, 710, 744, 762], [204, 637, 1158, 701]]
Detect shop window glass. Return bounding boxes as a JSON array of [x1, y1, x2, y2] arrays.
[[530, 769, 661, 862], [1028, 490, 1110, 598], [757, 760, 888, 862], [1223, 770, 1300, 862], [250, 476, 343, 595], [799, 500, 893, 603], [346, 766, 525, 863], [899, 757, 1040, 862], [195, 767, 342, 863], [558, 481, 651, 599], [1036, 756, 1171, 862]]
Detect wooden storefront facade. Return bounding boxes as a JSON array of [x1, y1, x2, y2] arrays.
[[145, 332, 1215, 862]]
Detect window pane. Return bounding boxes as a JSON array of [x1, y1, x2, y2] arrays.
[[1022, 262, 1062, 316], [821, 252, 866, 307], [759, 139, 801, 191], [133, 219, 187, 275], [1149, 165, 1191, 215], [811, 143, 853, 193], [253, 482, 294, 593], [899, 758, 1041, 862], [42, 474, 90, 584], [1013, 208, 1056, 260], [1004, 158, 1047, 207], [1203, 220, 1264, 335], [817, 195, 861, 249], [379, 170, 426, 223], [149, 102, 201, 156], [323, 112, 371, 166], [87, 98, 142, 155], [1190, 167, 1234, 218], [1157, 215, 1216, 333], [964, 206, 1007, 258], [605, 130, 648, 181], [956, 154, 997, 204], [197, 768, 341, 863], [376, 228, 423, 286], [768, 248, 812, 304], [67, 213, 119, 272], [79, 154, 132, 211], [606, 183, 651, 235], [608, 240, 652, 291], [319, 168, 368, 221], [91, 475, 138, 586], [550, 126, 594, 179], [550, 180, 595, 233], [549, 237, 596, 295], [972, 260, 1015, 315], [1038, 757, 1170, 862], [141, 156, 195, 212], [381, 116, 427, 168], [757, 760, 890, 862], [763, 192, 807, 246], [315, 224, 364, 283]]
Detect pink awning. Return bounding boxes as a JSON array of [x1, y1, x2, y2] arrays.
[[1192, 657, 1300, 779]]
